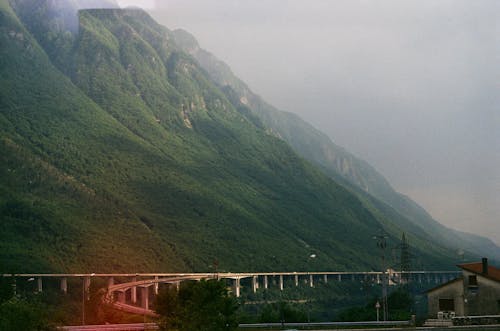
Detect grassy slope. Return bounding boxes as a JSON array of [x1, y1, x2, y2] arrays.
[[0, 4, 415, 273]]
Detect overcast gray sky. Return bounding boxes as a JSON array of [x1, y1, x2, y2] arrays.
[[118, 0, 500, 244]]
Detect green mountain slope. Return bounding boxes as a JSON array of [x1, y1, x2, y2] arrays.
[[170, 29, 500, 262], [0, 1, 462, 274]]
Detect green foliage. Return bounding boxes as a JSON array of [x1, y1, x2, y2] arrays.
[[0, 296, 56, 331], [259, 301, 307, 323], [337, 287, 413, 322], [154, 280, 239, 331]]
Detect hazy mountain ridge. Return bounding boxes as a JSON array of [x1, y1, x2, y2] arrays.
[[170, 29, 500, 262], [0, 0, 486, 274]]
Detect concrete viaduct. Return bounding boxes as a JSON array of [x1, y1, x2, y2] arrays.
[[2, 270, 460, 315]]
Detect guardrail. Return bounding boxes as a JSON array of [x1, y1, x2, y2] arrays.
[[58, 321, 412, 331], [239, 320, 412, 328], [58, 323, 158, 331], [452, 315, 500, 325]]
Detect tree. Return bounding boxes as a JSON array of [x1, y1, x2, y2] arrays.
[[0, 296, 56, 331], [337, 288, 413, 322], [154, 279, 239, 331]]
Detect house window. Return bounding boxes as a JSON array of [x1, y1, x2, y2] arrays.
[[439, 298, 454, 311], [468, 275, 477, 286]]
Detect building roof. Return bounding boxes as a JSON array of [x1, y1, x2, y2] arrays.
[[426, 276, 463, 293], [457, 261, 500, 282]]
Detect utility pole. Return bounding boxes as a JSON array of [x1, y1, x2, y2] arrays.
[[399, 233, 411, 284], [374, 231, 389, 321]]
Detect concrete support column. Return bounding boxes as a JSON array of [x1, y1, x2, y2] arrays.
[[234, 278, 241, 298], [279, 275, 284, 291], [264, 275, 268, 289], [295, 274, 299, 287], [107, 277, 114, 288], [131, 276, 137, 304], [36, 277, 43, 293], [435, 275, 439, 284], [418, 274, 422, 283], [140, 286, 149, 309], [377, 274, 380, 284], [175, 281, 180, 291], [252, 276, 258, 293], [117, 290, 125, 303], [154, 276, 159, 295], [351, 274, 355, 281], [309, 274, 314, 287], [60, 277, 67, 294], [338, 274, 342, 282], [323, 274, 328, 283]]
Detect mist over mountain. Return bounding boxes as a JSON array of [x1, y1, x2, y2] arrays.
[[150, 0, 500, 245], [1, 0, 497, 275], [170, 28, 500, 262]]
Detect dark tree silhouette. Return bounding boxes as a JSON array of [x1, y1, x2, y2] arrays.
[[154, 279, 239, 331]]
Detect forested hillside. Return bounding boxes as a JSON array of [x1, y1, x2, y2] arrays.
[[0, 0, 472, 274]]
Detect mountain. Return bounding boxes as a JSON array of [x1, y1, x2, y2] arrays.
[[0, 0, 468, 274], [170, 29, 500, 263]]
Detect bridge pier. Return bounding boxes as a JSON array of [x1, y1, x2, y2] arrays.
[[264, 275, 268, 289], [37, 277, 43, 293], [324, 274, 328, 283], [140, 286, 149, 309], [117, 290, 126, 303], [154, 276, 159, 295], [252, 276, 258, 293], [131, 277, 137, 304], [309, 274, 314, 287], [234, 278, 241, 297], [107, 276, 114, 288], [338, 274, 342, 282], [60, 277, 67, 294], [295, 274, 299, 287], [279, 275, 284, 291]]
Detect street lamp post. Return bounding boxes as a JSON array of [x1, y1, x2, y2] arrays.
[[82, 278, 85, 325], [82, 273, 95, 325], [306, 253, 316, 323], [375, 301, 381, 322]]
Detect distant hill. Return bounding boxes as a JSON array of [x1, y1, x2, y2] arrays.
[[170, 29, 500, 263], [0, 0, 481, 274]]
